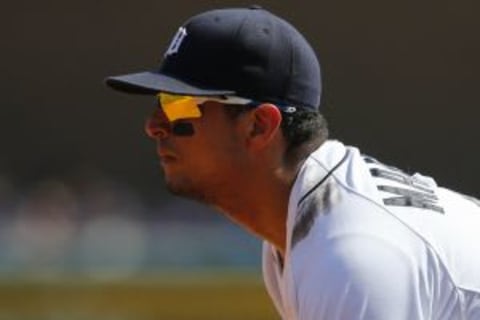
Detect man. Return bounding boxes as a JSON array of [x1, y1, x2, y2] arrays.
[[106, 6, 480, 320]]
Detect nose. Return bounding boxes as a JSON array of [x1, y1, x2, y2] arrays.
[[145, 109, 170, 139]]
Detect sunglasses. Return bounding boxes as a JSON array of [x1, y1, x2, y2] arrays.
[[156, 93, 298, 136], [156, 93, 256, 136]]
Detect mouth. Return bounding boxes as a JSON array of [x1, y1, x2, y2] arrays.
[[159, 155, 176, 164], [157, 149, 177, 165]]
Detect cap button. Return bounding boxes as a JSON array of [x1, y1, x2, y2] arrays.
[[248, 5, 263, 10]]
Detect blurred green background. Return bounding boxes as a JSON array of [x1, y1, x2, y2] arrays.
[[0, 272, 277, 319], [0, 0, 479, 319]]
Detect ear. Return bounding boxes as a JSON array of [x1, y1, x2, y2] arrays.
[[246, 103, 282, 150]]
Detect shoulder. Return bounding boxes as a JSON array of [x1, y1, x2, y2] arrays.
[[286, 172, 446, 320], [289, 228, 436, 319]]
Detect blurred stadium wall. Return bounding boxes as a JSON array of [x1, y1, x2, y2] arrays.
[[0, 175, 262, 277]]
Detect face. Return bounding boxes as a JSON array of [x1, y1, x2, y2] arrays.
[[145, 100, 250, 204]]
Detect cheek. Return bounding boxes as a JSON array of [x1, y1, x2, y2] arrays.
[[187, 134, 244, 174], [180, 109, 248, 172]]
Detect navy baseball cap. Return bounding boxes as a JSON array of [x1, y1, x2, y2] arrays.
[[105, 5, 321, 110]]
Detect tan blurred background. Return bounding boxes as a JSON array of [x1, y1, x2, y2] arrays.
[[0, 0, 479, 319]]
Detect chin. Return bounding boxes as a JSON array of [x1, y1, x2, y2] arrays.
[[165, 177, 216, 206], [166, 177, 201, 199]]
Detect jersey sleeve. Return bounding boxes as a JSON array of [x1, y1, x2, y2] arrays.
[[291, 233, 430, 320]]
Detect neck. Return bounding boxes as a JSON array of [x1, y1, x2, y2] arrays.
[[212, 162, 301, 257]]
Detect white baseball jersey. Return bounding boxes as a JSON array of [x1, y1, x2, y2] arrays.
[[263, 140, 480, 320]]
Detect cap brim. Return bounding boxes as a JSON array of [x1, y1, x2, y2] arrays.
[[105, 71, 236, 96]]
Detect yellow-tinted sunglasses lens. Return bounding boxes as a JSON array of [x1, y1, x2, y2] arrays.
[[158, 93, 202, 122]]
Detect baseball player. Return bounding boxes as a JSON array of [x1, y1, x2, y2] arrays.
[[105, 6, 480, 320]]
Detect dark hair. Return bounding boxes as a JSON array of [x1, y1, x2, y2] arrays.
[[224, 105, 328, 165], [280, 108, 328, 165]]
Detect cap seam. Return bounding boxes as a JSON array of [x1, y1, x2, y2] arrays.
[[230, 10, 250, 94], [232, 10, 249, 44], [284, 25, 294, 106]]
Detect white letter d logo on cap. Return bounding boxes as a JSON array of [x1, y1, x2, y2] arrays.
[[164, 27, 187, 57]]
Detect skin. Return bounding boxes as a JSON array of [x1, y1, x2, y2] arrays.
[[145, 101, 302, 257]]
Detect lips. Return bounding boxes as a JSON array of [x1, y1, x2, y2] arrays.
[[159, 155, 176, 164], [156, 148, 177, 164]]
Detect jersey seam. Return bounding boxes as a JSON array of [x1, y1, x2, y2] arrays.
[[297, 149, 350, 206], [456, 286, 480, 295]]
